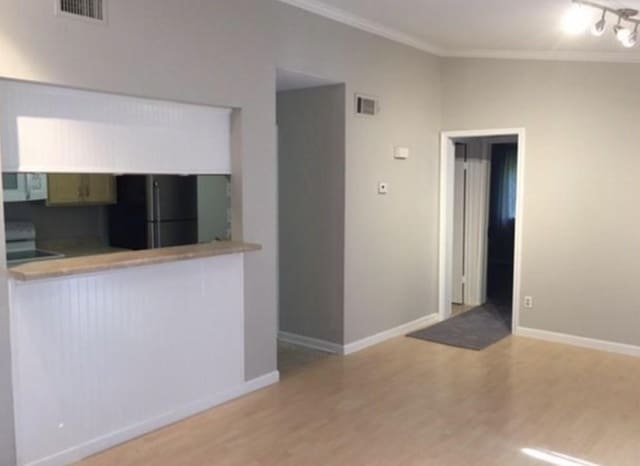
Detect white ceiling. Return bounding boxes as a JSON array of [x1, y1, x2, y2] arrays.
[[278, 0, 640, 62]]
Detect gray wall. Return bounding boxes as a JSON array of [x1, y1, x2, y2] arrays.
[[274, 3, 443, 344], [277, 85, 346, 344], [442, 58, 640, 345]]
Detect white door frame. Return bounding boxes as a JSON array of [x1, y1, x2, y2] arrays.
[[439, 128, 526, 333]]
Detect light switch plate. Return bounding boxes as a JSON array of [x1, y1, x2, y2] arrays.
[[394, 146, 410, 160], [378, 182, 389, 195]]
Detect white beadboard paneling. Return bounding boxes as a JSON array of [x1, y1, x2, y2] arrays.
[[0, 79, 231, 174], [10, 255, 245, 466]]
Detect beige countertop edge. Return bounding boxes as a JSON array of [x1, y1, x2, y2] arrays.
[[8, 241, 262, 282]]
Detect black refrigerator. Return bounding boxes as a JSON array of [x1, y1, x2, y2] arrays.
[[109, 175, 198, 250]]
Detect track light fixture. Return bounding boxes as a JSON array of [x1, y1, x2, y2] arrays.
[[564, 0, 640, 48]]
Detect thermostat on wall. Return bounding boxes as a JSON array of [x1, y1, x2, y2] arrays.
[[394, 146, 410, 160]]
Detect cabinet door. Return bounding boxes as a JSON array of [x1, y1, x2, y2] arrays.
[[46, 174, 85, 205], [47, 174, 116, 205], [85, 175, 116, 204], [26, 174, 48, 201]]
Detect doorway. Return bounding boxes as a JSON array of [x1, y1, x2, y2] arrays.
[[275, 68, 345, 376], [439, 129, 525, 333], [486, 142, 518, 306]]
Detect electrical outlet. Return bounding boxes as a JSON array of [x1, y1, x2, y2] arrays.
[[524, 296, 534, 309], [378, 182, 389, 195]]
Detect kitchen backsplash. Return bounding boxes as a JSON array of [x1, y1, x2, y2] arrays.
[[3, 202, 109, 245]]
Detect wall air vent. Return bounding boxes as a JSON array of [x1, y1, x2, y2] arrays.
[[58, 0, 105, 22], [355, 94, 378, 117]]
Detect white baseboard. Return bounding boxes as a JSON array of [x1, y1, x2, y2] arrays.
[[241, 370, 281, 392], [343, 313, 441, 355], [279, 314, 441, 356], [25, 371, 280, 466], [278, 331, 343, 354], [516, 327, 640, 358]]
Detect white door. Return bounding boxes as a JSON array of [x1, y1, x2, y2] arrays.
[[452, 144, 466, 304]]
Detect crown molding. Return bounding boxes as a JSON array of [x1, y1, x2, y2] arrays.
[[276, 0, 640, 64], [445, 48, 640, 63], [276, 0, 444, 55]]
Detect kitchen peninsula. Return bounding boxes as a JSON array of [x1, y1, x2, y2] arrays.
[[9, 241, 261, 466], [0, 79, 276, 466]]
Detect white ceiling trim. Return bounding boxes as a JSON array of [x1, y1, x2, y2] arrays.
[[277, 0, 640, 63], [277, 0, 444, 55], [446, 48, 640, 63]]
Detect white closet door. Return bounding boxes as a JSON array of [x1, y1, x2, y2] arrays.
[[452, 144, 466, 304], [464, 141, 491, 306], [0, 80, 231, 174]]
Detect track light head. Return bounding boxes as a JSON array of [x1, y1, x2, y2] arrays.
[[614, 18, 632, 42], [621, 24, 639, 47], [591, 10, 607, 36]]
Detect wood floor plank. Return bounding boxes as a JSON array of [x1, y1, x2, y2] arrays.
[[77, 335, 640, 466]]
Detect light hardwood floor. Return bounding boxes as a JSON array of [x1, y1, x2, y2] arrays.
[[78, 335, 640, 466], [277, 341, 332, 377]]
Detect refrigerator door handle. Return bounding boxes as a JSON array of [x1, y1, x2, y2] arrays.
[[148, 222, 156, 249], [154, 180, 162, 247]]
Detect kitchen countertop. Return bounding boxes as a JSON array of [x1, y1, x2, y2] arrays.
[[37, 239, 131, 258], [51, 245, 132, 258], [8, 241, 261, 282]]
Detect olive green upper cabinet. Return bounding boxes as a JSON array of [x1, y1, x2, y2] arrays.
[[47, 174, 116, 206]]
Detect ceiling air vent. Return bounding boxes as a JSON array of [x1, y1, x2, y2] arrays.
[[355, 94, 378, 117], [58, 0, 105, 21]]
